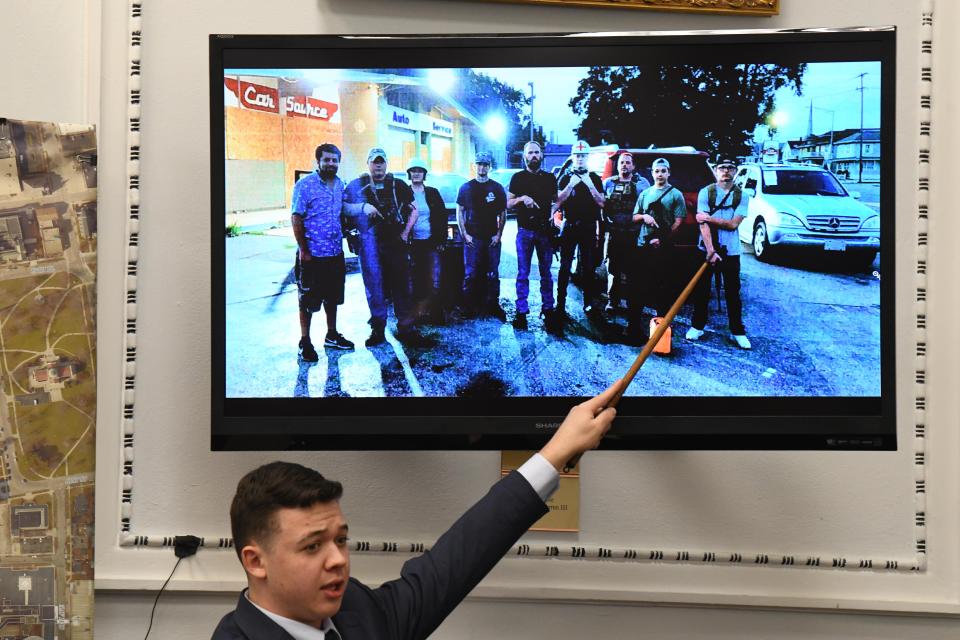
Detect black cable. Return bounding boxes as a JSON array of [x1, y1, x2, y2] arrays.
[[143, 555, 183, 640]]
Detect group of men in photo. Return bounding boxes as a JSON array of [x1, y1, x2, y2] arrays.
[[289, 140, 752, 363]]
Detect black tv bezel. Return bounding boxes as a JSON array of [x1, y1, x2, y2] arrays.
[[211, 29, 897, 452]]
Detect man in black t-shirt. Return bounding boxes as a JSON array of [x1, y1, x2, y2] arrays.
[[507, 141, 559, 331], [456, 151, 507, 320], [555, 140, 605, 330]]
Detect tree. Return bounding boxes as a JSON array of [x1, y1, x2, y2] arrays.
[[569, 64, 806, 157]]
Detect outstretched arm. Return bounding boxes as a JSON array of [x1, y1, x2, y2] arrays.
[[539, 379, 623, 471], [368, 380, 624, 639]]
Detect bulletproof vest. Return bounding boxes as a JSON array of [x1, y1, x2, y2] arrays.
[[360, 173, 405, 228], [605, 178, 641, 229]]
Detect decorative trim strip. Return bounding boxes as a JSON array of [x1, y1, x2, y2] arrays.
[[120, 0, 142, 535], [913, 0, 933, 573]]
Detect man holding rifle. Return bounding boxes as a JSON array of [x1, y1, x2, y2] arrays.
[[687, 155, 752, 350]]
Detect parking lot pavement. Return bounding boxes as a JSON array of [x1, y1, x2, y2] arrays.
[[225, 224, 880, 399]]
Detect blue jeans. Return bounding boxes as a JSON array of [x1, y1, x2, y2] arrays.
[[515, 227, 555, 314], [357, 226, 414, 331], [463, 235, 502, 310]]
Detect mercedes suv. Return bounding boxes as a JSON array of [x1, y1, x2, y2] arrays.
[[734, 163, 880, 269]]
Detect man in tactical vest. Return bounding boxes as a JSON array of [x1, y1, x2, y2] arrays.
[[343, 147, 425, 347], [687, 154, 751, 350], [555, 140, 606, 331], [601, 152, 650, 314]]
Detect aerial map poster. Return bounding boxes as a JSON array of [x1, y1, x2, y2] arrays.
[[0, 118, 97, 639]]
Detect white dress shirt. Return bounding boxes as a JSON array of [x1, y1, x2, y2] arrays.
[[247, 591, 341, 640], [516, 452, 560, 501]]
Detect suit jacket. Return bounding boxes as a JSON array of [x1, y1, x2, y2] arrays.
[[212, 470, 548, 640]]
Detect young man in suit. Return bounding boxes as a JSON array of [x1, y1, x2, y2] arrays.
[[212, 380, 623, 640]]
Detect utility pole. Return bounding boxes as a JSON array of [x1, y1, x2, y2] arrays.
[[856, 72, 866, 183], [813, 105, 836, 173], [528, 81, 535, 143]]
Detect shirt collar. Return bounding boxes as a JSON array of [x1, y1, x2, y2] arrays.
[[245, 590, 341, 640]]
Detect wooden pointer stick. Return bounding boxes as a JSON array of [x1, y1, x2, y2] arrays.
[[561, 260, 711, 473]]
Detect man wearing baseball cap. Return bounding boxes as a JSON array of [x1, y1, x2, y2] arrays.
[[688, 154, 751, 349], [456, 150, 507, 320], [343, 147, 425, 347]]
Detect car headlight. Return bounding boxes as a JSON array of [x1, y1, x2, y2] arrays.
[[861, 215, 880, 230], [775, 212, 805, 229]]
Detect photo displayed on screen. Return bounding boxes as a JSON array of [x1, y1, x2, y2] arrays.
[[223, 61, 882, 401]]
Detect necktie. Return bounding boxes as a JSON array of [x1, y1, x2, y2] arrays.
[[325, 628, 342, 640]]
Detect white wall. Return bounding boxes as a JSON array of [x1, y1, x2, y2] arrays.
[[4, 0, 960, 637]]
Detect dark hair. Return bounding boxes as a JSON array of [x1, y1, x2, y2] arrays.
[[315, 143, 342, 162], [230, 461, 343, 559]]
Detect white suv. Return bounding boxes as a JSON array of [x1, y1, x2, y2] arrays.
[[734, 163, 880, 268]]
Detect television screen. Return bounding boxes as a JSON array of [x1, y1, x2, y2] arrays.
[[211, 29, 896, 450]]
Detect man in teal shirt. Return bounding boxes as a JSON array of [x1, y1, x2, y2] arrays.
[[625, 158, 687, 345]]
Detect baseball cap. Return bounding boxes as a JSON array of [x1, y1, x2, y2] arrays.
[[475, 151, 493, 164], [714, 154, 737, 168], [367, 147, 387, 162]]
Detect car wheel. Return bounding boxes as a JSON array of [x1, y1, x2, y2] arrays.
[[753, 220, 772, 262]]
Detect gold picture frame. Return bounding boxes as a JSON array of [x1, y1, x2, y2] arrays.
[[475, 0, 779, 16]]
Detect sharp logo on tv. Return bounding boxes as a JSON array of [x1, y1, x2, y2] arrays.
[[211, 30, 896, 450]]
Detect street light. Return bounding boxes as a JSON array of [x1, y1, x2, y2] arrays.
[[483, 114, 507, 142], [427, 69, 456, 95], [484, 114, 508, 168], [768, 110, 789, 130]]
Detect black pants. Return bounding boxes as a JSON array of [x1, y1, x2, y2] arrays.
[[628, 243, 672, 330], [410, 240, 441, 316], [692, 253, 745, 335], [607, 228, 639, 303], [557, 228, 597, 309]]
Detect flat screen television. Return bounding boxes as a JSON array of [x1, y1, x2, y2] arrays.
[[211, 28, 896, 451]]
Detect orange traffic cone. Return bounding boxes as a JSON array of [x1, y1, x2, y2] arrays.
[[649, 317, 672, 355]]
